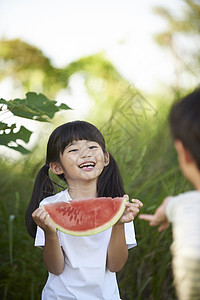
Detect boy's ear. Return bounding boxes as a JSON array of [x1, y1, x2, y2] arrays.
[[174, 140, 194, 164], [49, 162, 64, 175], [104, 152, 110, 166]]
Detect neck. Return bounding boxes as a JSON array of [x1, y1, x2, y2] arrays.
[[187, 166, 200, 191], [68, 180, 98, 200], [193, 179, 200, 191]]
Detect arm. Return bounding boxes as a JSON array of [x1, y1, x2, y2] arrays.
[[32, 208, 65, 275], [107, 196, 143, 272], [107, 223, 128, 272], [139, 196, 172, 232]]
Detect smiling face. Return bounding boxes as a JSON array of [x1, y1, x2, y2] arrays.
[[50, 139, 109, 186]]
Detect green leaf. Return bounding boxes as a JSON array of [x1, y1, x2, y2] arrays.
[[59, 103, 72, 110], [0, 123, 32, 153], [0, 124, 32, 144], [0, 92, 72, 154], [0, 123, 16, 131], [0, 92, 71, 122], [6, 143, 31, 154]]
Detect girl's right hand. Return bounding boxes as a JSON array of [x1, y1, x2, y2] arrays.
[[32, 208, 57, 234]]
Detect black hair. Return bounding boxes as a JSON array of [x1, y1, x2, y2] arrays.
[[26, 120, 125, 238], [169, 88, 200, 170]]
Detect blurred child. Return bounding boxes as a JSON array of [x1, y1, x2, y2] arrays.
[[139, 88, 200, 300], [26, 120, 143, 300]]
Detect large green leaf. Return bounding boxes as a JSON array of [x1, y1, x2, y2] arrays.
[[0, 92, 71, 154], [0, 92, 71, 122]]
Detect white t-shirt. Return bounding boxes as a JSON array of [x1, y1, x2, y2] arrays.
[[35, 190, 137, 300], [165, 190, 200, 259]]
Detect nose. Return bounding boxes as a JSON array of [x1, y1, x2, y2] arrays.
[[80, 147, 91, 158]]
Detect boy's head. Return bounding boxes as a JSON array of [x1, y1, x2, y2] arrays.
[[169, 88, 200, 171]]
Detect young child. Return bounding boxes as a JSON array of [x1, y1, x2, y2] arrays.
[[139, 88, 200, 300], [26, 120, 143, 300]]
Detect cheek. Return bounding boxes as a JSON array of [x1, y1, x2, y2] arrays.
[[69, 155, 78, 165], [62, 154, 78, 165], [96, 153, 105, 163], [97, 156, 107, 171], [92, 164, 105, 178]]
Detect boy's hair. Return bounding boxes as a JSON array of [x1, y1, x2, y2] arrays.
[[26, 120, 125, 238], [169, 88, 200, 170]]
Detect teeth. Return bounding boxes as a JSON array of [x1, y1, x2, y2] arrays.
[[79, 162, 95, 168]]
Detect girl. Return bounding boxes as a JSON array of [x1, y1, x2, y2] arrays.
[[26, 120, 143, 300]]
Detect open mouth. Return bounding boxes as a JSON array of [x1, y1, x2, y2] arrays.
[[79, 162, 95, 169]]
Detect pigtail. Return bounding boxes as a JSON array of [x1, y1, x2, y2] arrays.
[[25, 164, 54, 238], [97, 153, 125, 198]]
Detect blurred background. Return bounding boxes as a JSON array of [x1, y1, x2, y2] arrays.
[[0, 0, 199, 299]]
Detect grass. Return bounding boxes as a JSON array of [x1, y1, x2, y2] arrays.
[[0, 160, 47, 299]]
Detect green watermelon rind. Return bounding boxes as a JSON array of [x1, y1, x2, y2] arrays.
[[41, 198, 126, 236]]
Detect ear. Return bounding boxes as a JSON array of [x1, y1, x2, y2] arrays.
[[104, 152, 110, 166], [174, 140, 193, 164], [49, 162, 64, 175]]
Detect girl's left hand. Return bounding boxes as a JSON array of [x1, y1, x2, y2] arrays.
[[118, 195, 143, 224]]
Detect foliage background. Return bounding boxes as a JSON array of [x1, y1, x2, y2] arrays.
[[0, 0, 199, 299]]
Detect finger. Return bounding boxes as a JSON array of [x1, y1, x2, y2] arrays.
[[158, 223, 170, 232], [122, 212, 136, 223], [36, 213, 51, 228], [131, 207, 140, 215], [125, 202, 132, 208], [32, 209, 49, 226], [126, 201, 139, 209], [42, 211, 50, 220], [35, 210, 47, 221], [139, 214, 154, 222], [32, 207, 42, 218], [129, 207, 141, 219], [131, 199, 143, 208], [126, 205, 140, 214], [123, 194, 129, 202], [125, 201, 140, 209], [128, 213, 136, 221], [39, 212, 50, 225], [126, 207, 141, 219], [158, 225, 165, 232], [149, 220, 159, 226], [43, 213, 51, 226], [32, 207, 45, 218], [128, 202, 142, 210]]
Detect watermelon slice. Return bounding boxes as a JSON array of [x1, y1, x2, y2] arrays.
[[41, 197, 126, 236]]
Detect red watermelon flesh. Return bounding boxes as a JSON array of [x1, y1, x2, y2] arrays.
[[41, 197, 126, 236]]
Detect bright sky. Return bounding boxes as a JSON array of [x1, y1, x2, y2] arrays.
[[0, 0, 182, 93], [0, 0, 186, 157]]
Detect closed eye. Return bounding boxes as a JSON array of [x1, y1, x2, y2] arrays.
[[89, 146, 98, 149]]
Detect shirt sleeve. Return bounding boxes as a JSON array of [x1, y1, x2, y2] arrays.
[[165, 195, 181, 223], [125, 221, 137, 249], [34, 225, 64, 248], [165, 197, 177, 222], [34, 226, 45, 247]]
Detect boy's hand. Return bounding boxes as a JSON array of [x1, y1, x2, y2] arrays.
[[32, 207, 57, 234], [139, 197, 172, 232], [118, 194, 143, 224]]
